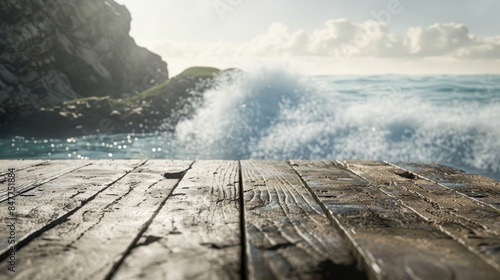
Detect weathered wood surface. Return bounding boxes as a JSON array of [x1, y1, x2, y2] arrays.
[[346, 161, 500, 272], [0, 160, 498, 280], [398, 163, 500, 209], [0, 160, 142, 260], [241, 160, 362, 280], [0, 160, 192, 280], [292, 160, 500, 280], [0, 160, 90, 202], [113, 161, 241, 280], [0, 160, 46, 176]]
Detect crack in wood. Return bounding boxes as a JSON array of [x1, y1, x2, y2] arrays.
[[69, 190, 85, 199], [0, 162, 92, 203], [171, 193, 186, 196], [135, 235, 162, 247], [396, 171, 418, 180], [256, 242, 296, 251], [350, 161, 500, 274], [163, 166, 191, 179], [0, 160, 148, 261], [241, 160, 365, 279], [103, 161, 196, 280], [0, 160, 49, 177], [200, 242, 239, 250]]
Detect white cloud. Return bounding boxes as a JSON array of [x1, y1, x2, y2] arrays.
[[237, 19, 405, 58], [403, 23, 500, 59], [240, 19, 500, 59], [148, 19, 500, 60], [135, 19, 500, 75]]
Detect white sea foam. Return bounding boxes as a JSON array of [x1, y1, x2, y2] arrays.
[[174, 64, 500, 176], [4, 65, 499, 179]]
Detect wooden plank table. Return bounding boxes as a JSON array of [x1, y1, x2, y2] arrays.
[[0, 160, 499, 280]]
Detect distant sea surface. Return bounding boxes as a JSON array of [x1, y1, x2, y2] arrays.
[[1, 66, 499, 180]]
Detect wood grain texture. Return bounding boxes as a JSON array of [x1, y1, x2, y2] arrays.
[[345, 161, 500, 272], [397, 163, 500, 209], [292, 160, 500, 280], [0, 160, 46, 176], [0, 160, 498, 280], [113, 161, 241, 280], [0, 160, 142, 261], [241, 160, 363, 280], [0, 160, 192, 279], [0, 160, 90, 202]]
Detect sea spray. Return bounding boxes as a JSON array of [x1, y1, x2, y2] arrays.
[[174, 65, 500, 177], [174, 65, 314, 158], [2, 65, 499, 180]]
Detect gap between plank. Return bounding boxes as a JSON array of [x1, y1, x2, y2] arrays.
[[0, 160, 148, 261], [386, 161, 500, 211], [104, 161, 195, 280], [378, 161, 500, 273], [288, 161, 375, 280], [238, 161, 248, 280], [0, 162, 92, 203], [0, 161, 49, 177], [342, 160, 500, 275]]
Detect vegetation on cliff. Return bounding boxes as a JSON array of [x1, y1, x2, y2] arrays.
[[3, 67, 223, 137]]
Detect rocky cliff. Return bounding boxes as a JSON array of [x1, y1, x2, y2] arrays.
[[3, 67, 222, 137], [0, 0, 168, 124]]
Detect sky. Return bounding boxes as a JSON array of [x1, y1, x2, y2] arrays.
[[115, 0, 500, 76]]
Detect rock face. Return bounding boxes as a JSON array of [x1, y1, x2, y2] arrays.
[[3, 67, 222, 138], [0, 0, 168, 123]]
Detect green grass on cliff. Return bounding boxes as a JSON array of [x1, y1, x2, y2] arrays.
[[63, 96, 113, 106], [124, 79, 173, 105], [123, 66, 221, 105], [62, 66, 222, 107], [176, 66, 220, 78]]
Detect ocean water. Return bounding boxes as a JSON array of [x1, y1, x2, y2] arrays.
[[1, 65, 499, 180]]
